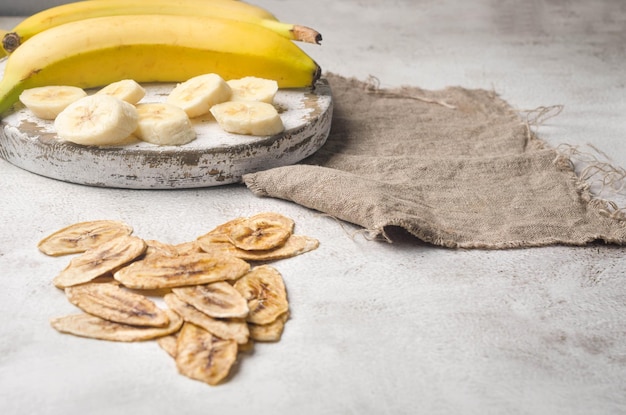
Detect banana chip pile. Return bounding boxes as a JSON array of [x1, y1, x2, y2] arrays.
[[38, 213, 319, 386]]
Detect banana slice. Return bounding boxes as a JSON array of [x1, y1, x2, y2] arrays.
[[228, 212, 294, 251], [196, 217, 249, 244], [95, 79, 146, 105], [233, 265, 289, 325], [19, 85, 87, 120], [53, 235, 147, 289], [198, 234, 320, 262], [54, 94, 139, 146], [227, 76, 279, 103], [175, 322, 238, 386], [49, 309, 183, 342], [164, 293, 249, 344], [210, 101, 284, 136], [249, 311, 289, 342], [172, 281, 249, 319], [113, 252, 250, 289], [143, 239, 181, 260], [174, 240, 204, 255], [157, 333, 179, 358], [65, 282, 170, 327], [134, 102, 196, 146], [166, 73, 231, 118], [38, 220, 133, 256]]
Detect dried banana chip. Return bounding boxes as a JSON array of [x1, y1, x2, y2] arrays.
[[228, 213, 294, 251], [164, 293, 249, 344], [65, 282, 170, 327], [143, 239, 180, 259], [38, 220, 133, 256], [172, 281, 249, 319], [249, 312, 290, 342], [50, 308, 183, 342], [234, 265, 289, 325], [174, 240, 204, 255], [53, 235, 147, 289], [197, 217, 248, 244], [113, 252, 250, 289], [198, 234, 319, 262], [157, 334, 179, 358], [175, 322, 238, 386]]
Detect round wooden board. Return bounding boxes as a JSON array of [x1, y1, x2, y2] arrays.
[[0, 61, 332, 189]]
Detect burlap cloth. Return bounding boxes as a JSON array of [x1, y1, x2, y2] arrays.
[[242, 73, 626, 248]]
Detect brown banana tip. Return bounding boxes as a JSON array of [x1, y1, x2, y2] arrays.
[[2, 32, 21, 53], [293, 25, 323, 45], [312, 64, 322, 88]]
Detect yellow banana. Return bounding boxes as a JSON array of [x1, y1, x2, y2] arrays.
[[0, 14, 321, 115], [1, 0, 321, 54], [0, 29, 6, 57]]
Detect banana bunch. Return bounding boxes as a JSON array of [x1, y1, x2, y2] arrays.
[[0, 0, 323, 116]]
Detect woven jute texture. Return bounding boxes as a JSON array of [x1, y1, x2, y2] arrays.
[[242, 73, 626, 248]]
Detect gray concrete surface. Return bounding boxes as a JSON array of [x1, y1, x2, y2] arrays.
[[1, 1, 626, 414]]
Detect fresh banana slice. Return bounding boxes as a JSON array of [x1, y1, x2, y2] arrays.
[[249, 311, 289, 342], [65, 282, 170, 327], [18, 85, 87, 120], [228, 212, 294, 251], [53, 235, 147, 289], [227, 76, 279, 103], [49, 309, 183, 342], [54, 94, 139, 146], [233, 265, 289, 325], [210, 101, 284, 136], [134, 102, 196, 146], [198, 234, 320, 262], [172, 281, 249, 319], [175, 322, 238, 386], [95, 79, 146, 105], [166, 73, 231, 118], [37, 220, 133, 256], [113, 252, 250, 289], [164, 293, 249, 344]]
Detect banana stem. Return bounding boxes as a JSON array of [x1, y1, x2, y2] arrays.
[[259, 20, 322, 45]]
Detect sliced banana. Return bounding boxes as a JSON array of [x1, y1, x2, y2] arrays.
[[174, 240, 204, 255], [65, 282, 170, 327], [113, 252, 250, 289], [249, 311, 289, 342], [233, 265, 289, 325], [53, 235, 147, 289], [175, 322, 238, 386], [95, 79, 146, 105], [172, 281, 249, 319], [143, 239, 181, 260], [49, 309, 183, 342], [37, 220, 133, 256], [134, 102, 196, 146], [196, 217, 249, 244], [164, 293, 249, 344], [228, 212, 294, 251], [227, 76, 279, 103], [210, 101, 284, 136], [19, 85, 87, 120], [157, 333, 179, 358], [166, 73, 231, 118], [199, 234, 320, 262], [54, 94, 139, 146]]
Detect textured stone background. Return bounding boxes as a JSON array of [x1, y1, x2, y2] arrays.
[[1, 1, 625, 414]]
